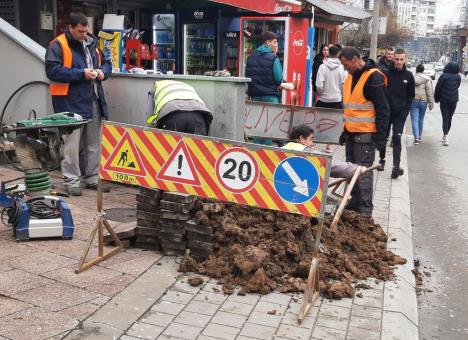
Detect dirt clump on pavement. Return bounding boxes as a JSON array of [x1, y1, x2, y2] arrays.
[[187, 276, 204, 286], [179, 201, 407, 298]]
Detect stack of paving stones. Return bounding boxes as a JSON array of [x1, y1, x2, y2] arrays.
[[159, 192, 195, 256], [135, 188, 162, 250], [186, 219, 215, 261]]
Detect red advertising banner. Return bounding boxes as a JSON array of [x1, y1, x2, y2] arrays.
[[208, 0, 302, 14]]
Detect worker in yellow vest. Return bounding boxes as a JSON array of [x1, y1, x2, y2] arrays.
[[45, 12, 112, 196], [282, 125, 357, 179], [145, 80, 213, 135], [338, 47, 390, 216]]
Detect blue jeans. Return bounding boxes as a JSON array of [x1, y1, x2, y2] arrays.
[[410, 101, 428, 140]]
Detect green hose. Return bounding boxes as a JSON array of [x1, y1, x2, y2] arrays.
[[25, 170, 51, 195]]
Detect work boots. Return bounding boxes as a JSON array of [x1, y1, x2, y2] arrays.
[[377, 159, 385, 171]]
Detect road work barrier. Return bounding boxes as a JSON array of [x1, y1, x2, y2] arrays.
[[78, 121, 332, 322], [244, 100, 344, 144]]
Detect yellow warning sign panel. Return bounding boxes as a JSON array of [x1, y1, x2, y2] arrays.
[[102, 132, 146, 177]]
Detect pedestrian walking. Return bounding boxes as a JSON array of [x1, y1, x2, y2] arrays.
[[245, 31, 285, 145], [312, 44, 329, 101], [377, 47, 395, 72], [315, 45, 347, 153], [411, 64, 434, 144], [146, 80, 213, 136], [45, 12, 112, 196], [339, 47, 390, 216], [381, 49, 415, 179], [435, 62, 461, 146]]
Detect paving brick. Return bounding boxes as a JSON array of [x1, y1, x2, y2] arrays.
[[321, 297, 353, 309], [5, 251, 77, 274], [43, 264, 122, 288], [226, 293, 260, 305], [120, 335, 141, 340], [315, 314, 349, 331], [312, 326, 347, 340], [172, 279, 203, 295], [0, 296, 31, 318], [60, 302, 99, 320], [202, 323, 240, 340], [220, 300, 255, 316], [259, 292, 291, 306], [281, 311, 317, 329], [318, 304, 351, 319], [353, 295, 384, 309], [162, 322, 202, 340], [247, 311, 282, 328], [160, 239, 186, 250], [349, 315, 381, 332], [239, 323, 277, 340], [161, 290, 193, 304], [160, 200, 194, 213], [12, 282, 99, 312], [347, 326, 381, 340], [139, 311, 174, 327], [160, 232, 186, 243], [134, 242, 161, 251], [160, 221, 186, 234], [0, 269, 54, 295], [139, 188, 162, 200], [137, 211, 161, 222], [135, 227, 160, 237], [186, 220, 214, 235], [186, 231, 213, 243], [86, 273, 136, 297], [160, 210, 190, 221], [174, 311, 211, 328], [150, 301, 185, 315], [287, 300, 321, 315], [126, 321, 163, 339], [136, 202, 159, 212], [276, 324, 313, 339], [254, 301, 288, 315], [137, 218, 160, 229], [162, 192, 195, 203], [184, 300, 219, 316], [194, 291, 227, 305], [211, 311, 248, 328], [351, 305, 382, 319]]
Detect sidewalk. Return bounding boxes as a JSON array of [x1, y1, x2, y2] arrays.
[[0, 135, 418, 340]]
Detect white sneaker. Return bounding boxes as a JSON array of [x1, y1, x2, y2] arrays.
[[442, 135, 446, 142], [443, 138, 449, 146]]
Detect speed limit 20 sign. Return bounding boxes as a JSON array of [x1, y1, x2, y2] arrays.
[[100, 122, 331, 217]]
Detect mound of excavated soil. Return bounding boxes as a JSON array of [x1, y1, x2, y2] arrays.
[[179, 200, 406, 299]]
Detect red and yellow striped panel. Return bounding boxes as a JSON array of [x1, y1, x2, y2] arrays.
[[99, 122, 331, 217]]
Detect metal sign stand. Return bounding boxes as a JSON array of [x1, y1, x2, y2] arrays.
[[75, 179, 123, 274]]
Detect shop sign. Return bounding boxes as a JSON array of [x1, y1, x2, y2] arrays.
[[225, 31, 239, 38], [100, 122, 331, 217], [193, 10, 204, 20]]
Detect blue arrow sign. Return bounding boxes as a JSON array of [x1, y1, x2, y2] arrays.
[[273, 156, 320, 204]]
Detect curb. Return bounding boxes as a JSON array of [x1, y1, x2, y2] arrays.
[[380, 133, 419, 340]]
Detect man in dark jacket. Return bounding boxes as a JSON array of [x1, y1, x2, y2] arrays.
[[381, 49, 415, 179], [435, 62, 461, 146], [377, 48, 394, 72], [45, 12, 112, 196], [340, 47, 390, 216]]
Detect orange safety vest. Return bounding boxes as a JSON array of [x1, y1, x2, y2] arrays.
[[342, 68, 387, 133], [49, 34, 102, 96]]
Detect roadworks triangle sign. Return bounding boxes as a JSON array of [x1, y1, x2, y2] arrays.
[[157, 140, 201, 186], [103, 132, 146, 176]]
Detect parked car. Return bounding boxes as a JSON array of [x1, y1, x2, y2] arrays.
[[435, 63, 444, 72], [423, 64, 436, 80]]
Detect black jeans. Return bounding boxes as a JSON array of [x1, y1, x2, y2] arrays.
[[157, 111, 209, 136], [345, 134, 375, 215], [440, 102, 457, 135], [315, 101, 343, 109], [379, 110, 409, 168]]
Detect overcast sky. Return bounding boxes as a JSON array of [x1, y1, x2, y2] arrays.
[[435, 0, 463, 27]]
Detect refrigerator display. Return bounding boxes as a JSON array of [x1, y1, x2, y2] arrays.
[[153, 14, 176, 73], [183, 23, 216, 75], [240, 17, 309, 105], [222, 31, 239, 76]]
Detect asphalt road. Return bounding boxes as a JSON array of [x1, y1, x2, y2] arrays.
[[407, 72, 468, 340]]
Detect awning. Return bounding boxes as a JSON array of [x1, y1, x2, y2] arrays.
[[208, 0, 302, 14], [306, 0, 371, 24]]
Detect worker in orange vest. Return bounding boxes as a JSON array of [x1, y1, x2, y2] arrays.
[[45, 12, 112, 196], [338, 47, 390, 217]]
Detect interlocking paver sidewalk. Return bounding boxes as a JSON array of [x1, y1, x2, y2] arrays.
[[0, 133, 418, 339]]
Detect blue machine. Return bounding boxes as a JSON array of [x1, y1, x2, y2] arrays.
[[0, 180, 74, 241]]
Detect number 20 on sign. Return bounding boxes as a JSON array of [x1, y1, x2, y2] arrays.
[[99, 122, 331, 217]]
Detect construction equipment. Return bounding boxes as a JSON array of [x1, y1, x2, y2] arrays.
[[0, 112, 90, 240]]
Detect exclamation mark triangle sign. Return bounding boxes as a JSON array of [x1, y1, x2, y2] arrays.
[[157, 140, 201, 186]]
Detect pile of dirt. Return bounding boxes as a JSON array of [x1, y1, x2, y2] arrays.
[[179, 200, 406, 299]]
